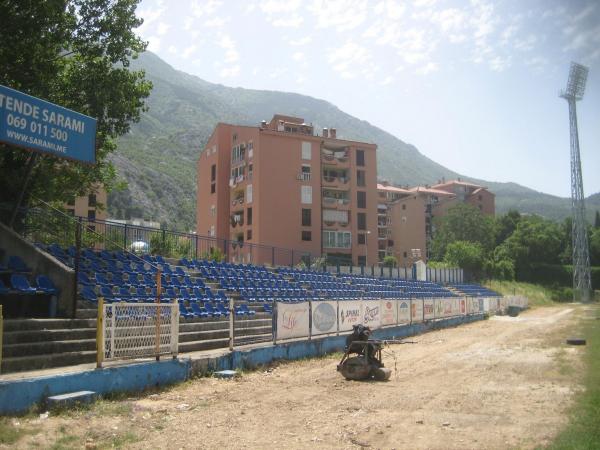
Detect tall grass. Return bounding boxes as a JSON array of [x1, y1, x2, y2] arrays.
[[483, 280, 560, 306]]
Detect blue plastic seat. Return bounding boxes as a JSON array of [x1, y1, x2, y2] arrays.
[[8, 255, 31, 273], [80, 286, 98, 302], [11, 274, 37, 293], [190, 302, 209, 318], [179, 303, 193, 319], [36, 275, 58, 295]]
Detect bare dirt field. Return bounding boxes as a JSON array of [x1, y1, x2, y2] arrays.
[[5, 304, 596, 450]]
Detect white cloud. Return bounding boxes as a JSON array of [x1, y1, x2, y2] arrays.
[[167, 45, 178, 54], [183, 17, 194, 31], [292, 52, 305, 62], [289, 36, 312, 46], [374, 1, 405, 20], [328, 41, 375, 79], [181, 45, 197, 58], [205, 16, 230, 28], [156, 22, 170, 36], [488, 55, 511, 72], [136, 4, 166, 36], [272, 14, 304, 28], [308, 0, 368, 32], [380, 75, 394, 85], [217, 34, 240, 63], [431, 8, 465, 32], [415, 61, 438, 75], [190, 0, 223, 18], [220, 65, 240, 78], [146, 36, 161, 52], [513, 34, 537, 52], [260, 0, 303, 27]]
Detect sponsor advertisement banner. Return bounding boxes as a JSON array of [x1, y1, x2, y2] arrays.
[[451, 297, 460, 316], [339, 300, 363, 331], [411, 299, 423, 323], [460, 298, 466, 315], [276, 302, 310, 340], [478, 297, 484, 313], [398, 300, 411, 324], [423, 299, 435, 320], [380, 299, 397, 326], [311, 301, 338, 335], [362, 300, 381, 329]]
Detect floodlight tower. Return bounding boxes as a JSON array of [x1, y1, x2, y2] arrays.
[[560, 62, 592, 302]]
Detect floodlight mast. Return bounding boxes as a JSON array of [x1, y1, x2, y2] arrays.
[[559, 62, 592, 302]]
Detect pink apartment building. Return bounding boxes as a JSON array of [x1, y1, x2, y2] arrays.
[[197, 115, 378, 266]]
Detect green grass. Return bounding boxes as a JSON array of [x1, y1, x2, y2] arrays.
[[0, 418, 38, 445], [545, 309, 600, 449], [484, 280, 561, 306]]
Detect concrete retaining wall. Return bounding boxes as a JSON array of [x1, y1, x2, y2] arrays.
[[0, 314, 484, 415], [0, 222, 75, 316]]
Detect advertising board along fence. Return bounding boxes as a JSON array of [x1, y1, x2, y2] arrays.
[[97, 299, 179, 367], [274, 296, 526, 343]]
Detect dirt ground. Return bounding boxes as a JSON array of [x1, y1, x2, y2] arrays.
[[6, 304, 596, 450]]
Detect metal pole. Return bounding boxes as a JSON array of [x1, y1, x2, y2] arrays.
[[155, 270, 162, 361], [0, 304, 3, 374], [8, 153, 38, 229], [96, 298, 104, 368], [72, 217, 82, 319], [229, 295, 234, 351]]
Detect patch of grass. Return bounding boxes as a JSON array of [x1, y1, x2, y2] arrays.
[[49, 433, 79, 450], [0, 418, 38, 445], [106, 431, 139, 449], [484, 280, 559, 306], [545, 307, 600, 449], [92, 399, 133, 417]]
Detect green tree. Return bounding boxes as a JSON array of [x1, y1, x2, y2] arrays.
[[595, 211, 600, 228], [430, 203, 496, 260], [495, 209, 521, 246], [503, 215, 564, 273], [590, 228, 600, 266], [443, 241, 485, 278], [383, 255, 397, 267], [0, 0, 151, 223]]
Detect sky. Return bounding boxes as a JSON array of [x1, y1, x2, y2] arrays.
[[135, 0, 600, 198]]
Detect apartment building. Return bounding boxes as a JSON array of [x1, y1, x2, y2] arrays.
[[65, 186, 107, 222], [197, 115, 378, 266], [377, 180, 495, 266]]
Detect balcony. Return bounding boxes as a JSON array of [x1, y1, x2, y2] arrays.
[[297, 172, 311, 181], [230, 213, 244, 228], [322, 174, 350, 187], [321, 148, 349, 166]]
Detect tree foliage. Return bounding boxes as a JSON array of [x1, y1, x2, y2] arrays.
[[0, 0, 151, 218], [443, 241, 485, 276], [430, 203, 496, 260]]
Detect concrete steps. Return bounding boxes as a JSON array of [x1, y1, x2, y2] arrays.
[[1, 351, 97, 373]]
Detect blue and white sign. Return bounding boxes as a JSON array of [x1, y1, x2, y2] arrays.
[[0, 84, 97, 164]]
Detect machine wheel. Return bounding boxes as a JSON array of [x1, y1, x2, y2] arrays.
[[340, 356, 372, 380], [372, 367, 392, 381]]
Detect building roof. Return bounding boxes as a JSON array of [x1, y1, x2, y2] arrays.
[[377, 183, 411, 194], [409, 186, 456, 196], [432, 180, 487, 190]]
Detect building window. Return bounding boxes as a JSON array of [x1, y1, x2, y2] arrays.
[[248, 163, 253, 180], [357, 212, 366, 230], [211, 164, 216, 182], [301, 185, 312, 204], [211, 183, 216, 194], [248, 141, 253, 158], [67, 197, 75, 206], [247, 229, 252, 240], [210, 225, 215, 237], [357, 233, 366, 245], [88, 210, 96, 220], [232, 145, 245, 163], [247, 207, 253, 225], [88, 194, 97, 207], [357, 170, 366, 187], [302, 142, 311, 160], [403, 251, 408, 258], [323, 231, 351, 248], [357, 191, 366, 208], [356, 149, 365, 166], [233, 133, 237, 142], [478, 194, 482, 201], [302, 208, 311, 226], [246, 184, 253, 203], [358, 255, 366, 266], [302, 231, 312, 241], [210, 205, 216, 216], [402, 204, 406, 210]]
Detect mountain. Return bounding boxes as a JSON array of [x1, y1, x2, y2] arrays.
[[109, 52, 600, 230]]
